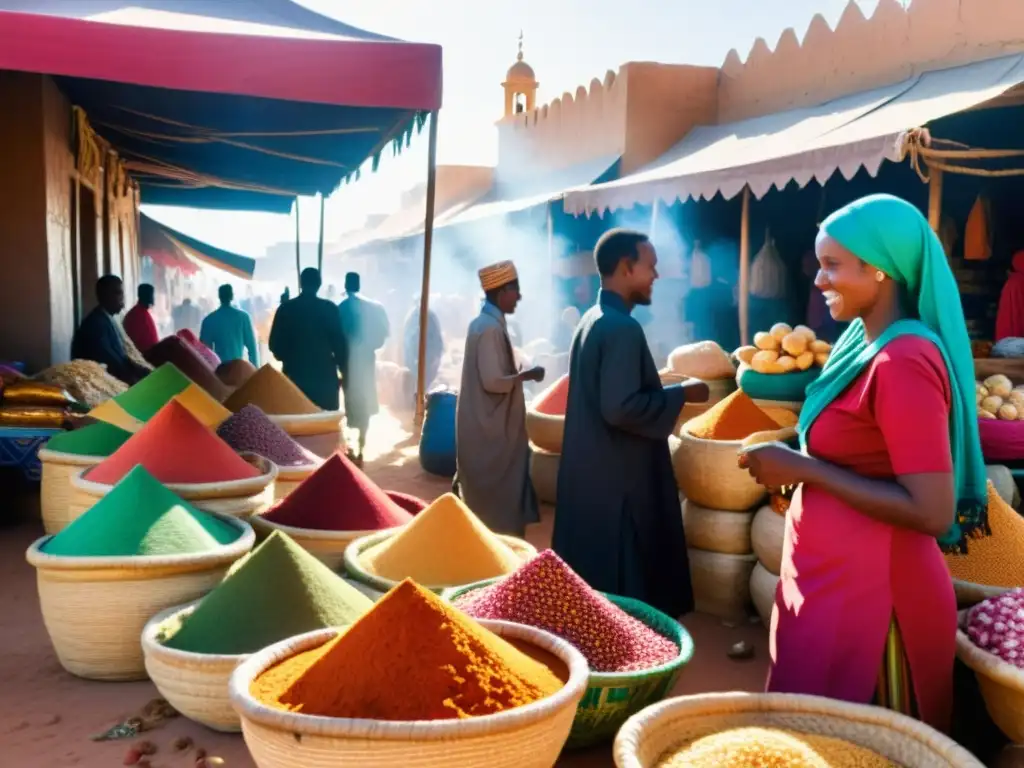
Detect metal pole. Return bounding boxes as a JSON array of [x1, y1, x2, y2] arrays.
[[294, 197, 301, 290], [739, 186, 751, 347], [414, 111, 440, 432], [317, 193, 326, 273]]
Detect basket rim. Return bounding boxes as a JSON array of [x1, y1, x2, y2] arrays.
[[956, 607, 1024, 690], [25, 513, 254, 571], [142, 600, 250, 665], [687, 548, 758, 563], [37, 447, 109, 465], [528, 443, 560, 458], [250, 514, 405, 543], [677, 420, 746, 447], [443, 579, 695, 683], [228, 619, 589, 740], [657, 367, 735, 384], [70, 453, 278, 497], [952, 579, 1010, 601], [612, 691, 985, 768], [267, 410, 343, 427], [525, 407, 565, 422], [343, 529, 537, 593], [273, 459, 321, 480]]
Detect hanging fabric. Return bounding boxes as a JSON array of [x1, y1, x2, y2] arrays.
[[750, 228, 787, 299], [690, 240, 712, 289], [964, 194, 993, 261]]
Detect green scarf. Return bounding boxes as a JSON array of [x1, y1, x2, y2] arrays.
[[797, 194, 986, 552]]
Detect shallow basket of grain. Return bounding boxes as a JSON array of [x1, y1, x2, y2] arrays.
[[25, 516, 254, 682], [613, 691, 984, 767], [270, 411, 343, 458], [142, 600, 245, 732], [343, 529, 537, 594], [670, 424, 767, 512], [530, 445, 560, 505], [67, 455, 278, 526], [681, 499, 753, 555], [229, 620, 589, 768], [749, 562, 780, 629], [444, 581, 694, 749], [248, 516, 404, 571], [956, 609, 1024, 742], [525, 408, 564, 454], [687, 548, 757, 622], [37, 448, 105, 535]]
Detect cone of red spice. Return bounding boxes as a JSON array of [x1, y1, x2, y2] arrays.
[[532, 375, 569, 416], [261, 452, 412, 531], [453, 549, 679, 673], [86, 400, 261, 486]]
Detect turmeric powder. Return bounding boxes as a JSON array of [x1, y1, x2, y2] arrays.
[[251, 579, 563, 721], [686, 390, 781, 441], [656, 727, 893, 767], [946, 482, 1024, 588]]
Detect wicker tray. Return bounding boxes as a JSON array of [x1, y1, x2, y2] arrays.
[[957, 607, 1024, 742], [228, 620, 589, 767], [25, 516, 254, 681], [343, 530, 537, 594], [613, 691, 984, 767], [444, 581, 693, 749], [37, 448, 105, 535]]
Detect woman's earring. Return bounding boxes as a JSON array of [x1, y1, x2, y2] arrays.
[[875, 271, 885, 282]]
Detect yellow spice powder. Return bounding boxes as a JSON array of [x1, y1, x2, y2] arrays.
[[945, 482, 1024, 588]]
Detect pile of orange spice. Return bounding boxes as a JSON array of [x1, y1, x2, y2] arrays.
[[686, 390, 781, 441], [946, 482, 1024, 588], [251, 579, 562, 721]]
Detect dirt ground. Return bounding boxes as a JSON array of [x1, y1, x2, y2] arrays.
[[0, 410, 768, 768]]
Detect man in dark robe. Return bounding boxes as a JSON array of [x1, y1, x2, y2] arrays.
[[71, 275, 151, 385], [553, 229, 708, 618], [338, 272, 389, 465], [269, 268, 348, 411]]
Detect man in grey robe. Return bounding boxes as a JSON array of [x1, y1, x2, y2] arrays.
[[338, 272, 390, 466], [455, 260, 545, 536], [553, 229, 708, 618]]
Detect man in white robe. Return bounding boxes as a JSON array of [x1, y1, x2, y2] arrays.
[[454, 261, 545, 536]]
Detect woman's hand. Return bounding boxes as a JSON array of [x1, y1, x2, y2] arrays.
[[738, 442, 815, 492]]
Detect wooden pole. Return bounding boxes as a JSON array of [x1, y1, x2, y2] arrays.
[[294, 197, 302, 290], [317, 194, 326, 273], [739, 186, 752, 347], [928, 167, 944, 233], [414, 111, 440, 432]]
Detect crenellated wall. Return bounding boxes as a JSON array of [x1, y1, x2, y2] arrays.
[[719, 0, 1024, 122], [496, 62, 719, 181]]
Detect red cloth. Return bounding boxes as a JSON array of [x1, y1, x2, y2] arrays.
[[996, 251, 1024, 341], [978, 418, 1024, 462], [176, 329, 221, 370], [768, 336, 956, 732], [122, 303, 159, 353]]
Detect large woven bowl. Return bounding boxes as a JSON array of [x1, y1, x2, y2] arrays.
[[229, 620, 589, 768], [272, 461, 319, 501], [687, 548, 757, 622], [37, 448, 105, 535], [681, 499, 754, 556], [343, 530, 537, 594], [749, 562, 780, 630], [530, 445, 560, 505], [952, 579, 1010, 609], [613, 692, 983, 767], [750, 504, 785, 576], [67, 455, 278, 525], [25, 516, 254, 681], [670, 425, 767, 511], [269, 411, 343, 459], [525, 409, 564, 454], [659, 370, 735, 435], [444, 581, 694, 749], [142, 601, 246, 732], [249, 516, 405, 571], [957, 608, 1024, 742]]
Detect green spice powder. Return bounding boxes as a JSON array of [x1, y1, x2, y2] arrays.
[[44, 421, 132, 457]]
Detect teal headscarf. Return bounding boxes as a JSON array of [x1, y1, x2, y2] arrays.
[[797, 194, 986, 552]]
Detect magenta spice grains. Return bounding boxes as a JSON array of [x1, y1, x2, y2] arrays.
[[453, 549, 679, 673], [216, 404, 314, 468]]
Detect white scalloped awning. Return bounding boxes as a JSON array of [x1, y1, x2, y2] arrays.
[[562, 54, 1024, 216]]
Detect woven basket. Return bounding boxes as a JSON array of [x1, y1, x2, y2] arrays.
[[687, 548, 757, 622], [525, 409, 564, 454], [67, 455, 278, 525], [659, 371, 735, 435], [752, 398, 803, 414], [272, 461, 320, 501], [952, 580, 1010, 609], [268, 410, 344, 437], [249, 516, 403, 571], [750, 505, 785, 576], [25, 517, 254, 681], [956, 608, 1024, 743], [141, 601, 246, 732], [670, 427, 767, 511], [444, 582, 694, 749], [229, 620, 589, 768], [38, 448, 105, 535], [343, 530, 537, 594], [749, 562, 780, 630], [530, 446, 560, 505], [680, 499, 753, 555], [613, 691, 984, 767]]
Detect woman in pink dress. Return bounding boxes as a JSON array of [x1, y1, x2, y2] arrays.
[[740, 194, 987, 731]]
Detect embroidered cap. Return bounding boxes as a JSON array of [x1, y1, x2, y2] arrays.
[[478, 261, 518, 292]]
